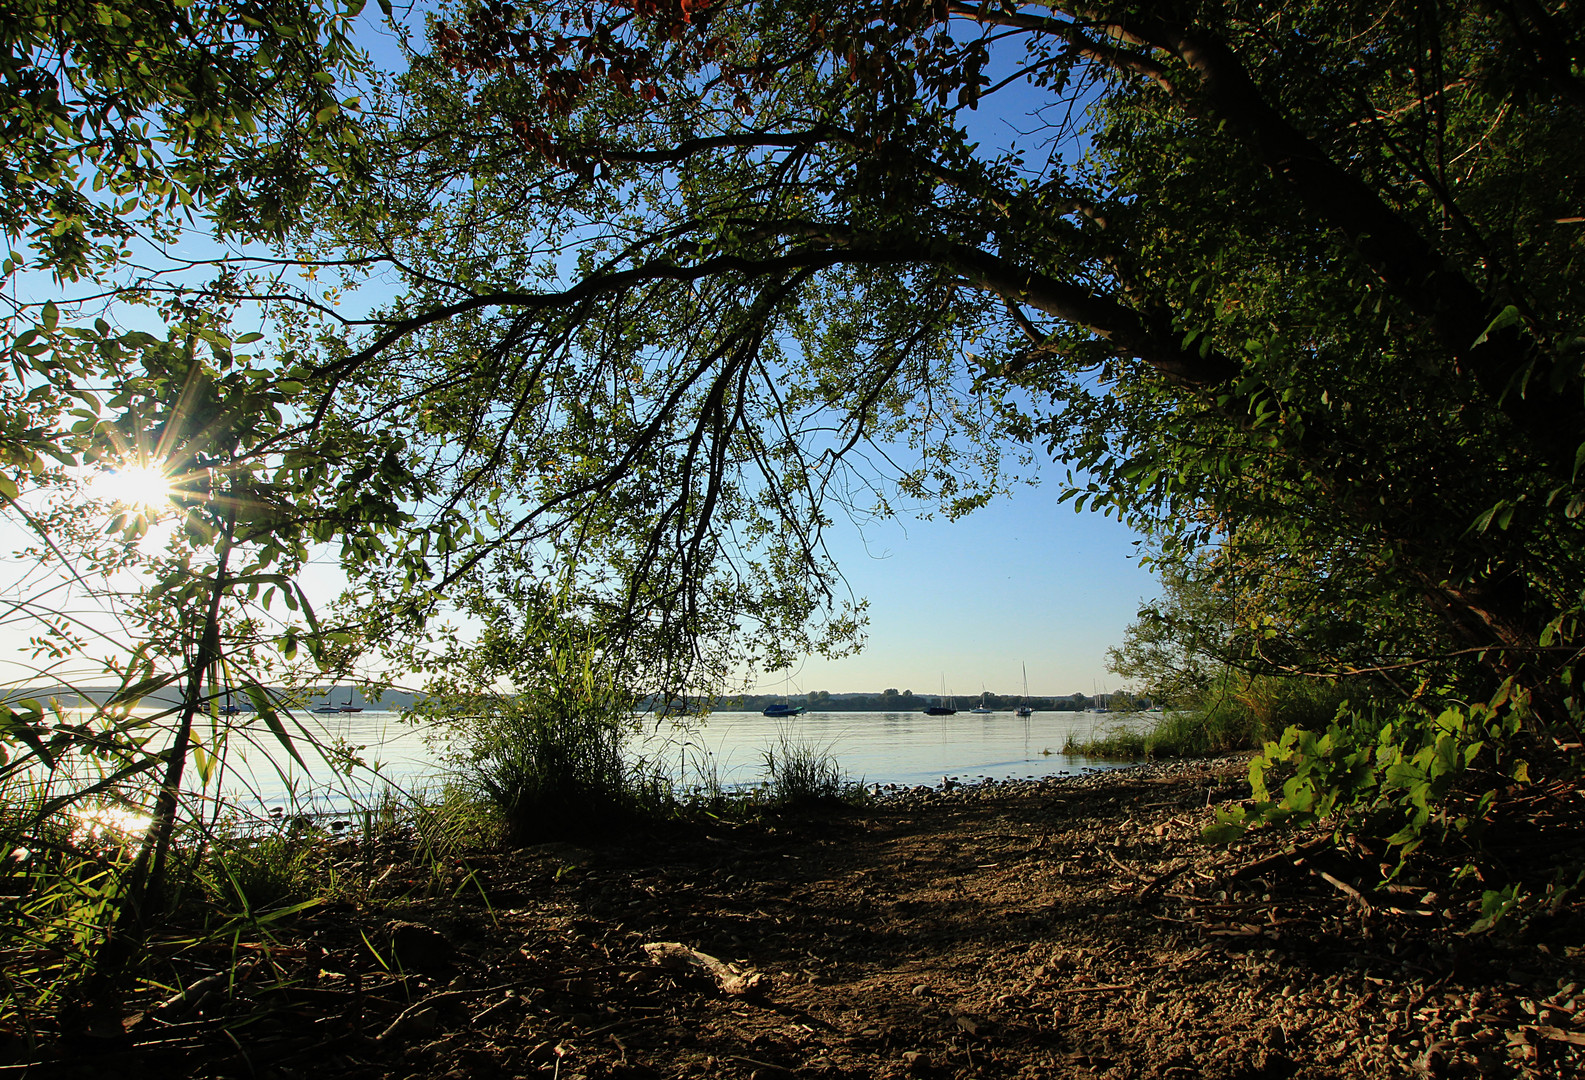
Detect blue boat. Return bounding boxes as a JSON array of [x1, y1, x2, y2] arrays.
[[763, 702, 806, 717]]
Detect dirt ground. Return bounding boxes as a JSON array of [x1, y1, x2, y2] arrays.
[[26, 757, 1585, 1079]]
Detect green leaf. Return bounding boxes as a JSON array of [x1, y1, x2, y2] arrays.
[[1200, 806, 1249, 845], [246, 685, 308, 770], [1468, 884, 1523, 934], [192, 741, 215, 785], [1471, 305, 1521, 348], [0, 703, 54, 768], [108, 673, 181, 707]]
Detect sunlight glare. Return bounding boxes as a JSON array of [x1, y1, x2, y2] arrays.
[[70, 804, 152, 843], [91, 462, 174, 513]]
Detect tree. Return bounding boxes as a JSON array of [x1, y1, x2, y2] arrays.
[[8, 0, 1575, 951], [0, 0, 430, 1005], [0, 0, 373, 285], [294, 0, 1582, 731], [1107, 556, 1233, 708], [2, 0, 381, 514]]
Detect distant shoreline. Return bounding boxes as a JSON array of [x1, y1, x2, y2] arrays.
[[6, 687, 1142, 713]]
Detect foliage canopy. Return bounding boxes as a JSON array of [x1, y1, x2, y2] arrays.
[[2, 0, 1584, 1014], [289, 0, 1585, 721]]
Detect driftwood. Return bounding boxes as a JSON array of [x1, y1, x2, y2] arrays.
[[1049, 983, 1135, 995], [641, 942, 766, 996]]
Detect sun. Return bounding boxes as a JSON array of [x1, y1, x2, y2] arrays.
[[90, 462, 175, 513]]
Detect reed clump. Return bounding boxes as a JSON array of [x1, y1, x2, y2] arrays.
[[759, 727, 868, 809], [452, 706, 675, 841]]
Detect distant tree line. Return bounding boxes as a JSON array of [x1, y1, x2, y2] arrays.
[[716, 689, 1133, 713]]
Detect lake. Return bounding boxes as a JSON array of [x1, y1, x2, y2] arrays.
[[219, 708, 1157, 814]]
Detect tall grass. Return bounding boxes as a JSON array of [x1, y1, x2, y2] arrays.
[[454, 707, 675, 841], [0, 787, 135, 1043], [0, 749, 499, 1047], [759, 727, 867, 809]]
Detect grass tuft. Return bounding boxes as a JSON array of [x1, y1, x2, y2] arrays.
[[759, 727, 867, 809], [455, 708, 674, 841]]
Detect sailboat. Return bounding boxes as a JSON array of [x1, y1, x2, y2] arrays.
[[970, 687, 994, 715], [923, 676, 957, 716], [313, 686, 363, 714], [1016, 663, 1033, 717], [762, 675, 805, 717]]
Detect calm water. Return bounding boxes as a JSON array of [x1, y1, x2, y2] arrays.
[[220, 708, 1155, 813]]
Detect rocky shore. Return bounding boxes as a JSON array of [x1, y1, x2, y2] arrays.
[[29, 756, 1583, 1078]]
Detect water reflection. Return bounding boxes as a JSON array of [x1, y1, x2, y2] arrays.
[[70, 803, 152, 842], [231, 709, 1159, 808], [18, 707, 1158, 818]]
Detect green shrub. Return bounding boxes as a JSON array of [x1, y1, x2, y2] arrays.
[[1204, 679, 1545, 898], [1067, 675, 1353, 759]]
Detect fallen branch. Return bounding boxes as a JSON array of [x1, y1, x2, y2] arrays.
[[1527, 1024, 1585, 1047], [729, 1054, 795, 1074], [642, 942, 766, 996], [1050, 983, 1134, 995], [1138, 860, 1191, 900], [580, 1015, 661, 1038], [1313, 869, 1373, 913], [1227, 837, 1331, 881], [375, 984, 522, 1046]]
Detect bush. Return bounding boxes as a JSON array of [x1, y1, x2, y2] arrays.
[[1066, 674, 1352, 759], [1206, 681, 1536, 861]]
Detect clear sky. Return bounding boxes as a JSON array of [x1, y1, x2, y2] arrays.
[[756, 475, 1157, 700]]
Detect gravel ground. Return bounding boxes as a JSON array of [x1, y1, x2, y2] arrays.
[[24, 756, 1584, 1078]]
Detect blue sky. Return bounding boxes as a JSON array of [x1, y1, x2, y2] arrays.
[[765, 474, 1157, 700]]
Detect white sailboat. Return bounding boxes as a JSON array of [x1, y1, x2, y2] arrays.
[[1016, 663, 1033, 717]]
